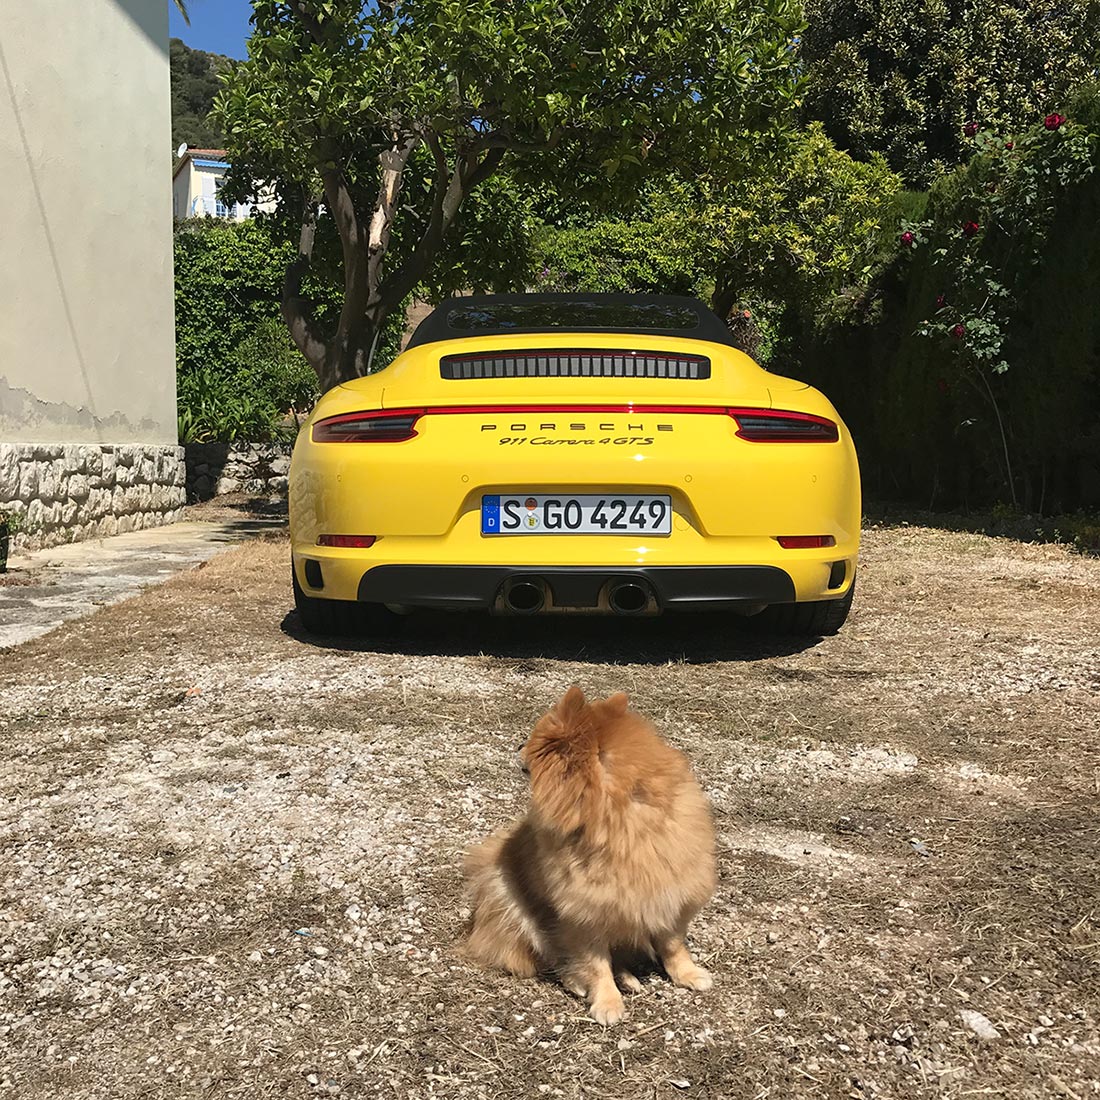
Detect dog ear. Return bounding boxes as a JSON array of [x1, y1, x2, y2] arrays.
[[554, 685, 588, 726], [606, 691, 629, 713]]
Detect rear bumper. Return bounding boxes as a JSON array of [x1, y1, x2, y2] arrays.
[[354, 564, 797, 611]]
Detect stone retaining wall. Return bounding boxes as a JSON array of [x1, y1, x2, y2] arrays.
[[0, 444, 186, 552], [185, 442, 292, 501]]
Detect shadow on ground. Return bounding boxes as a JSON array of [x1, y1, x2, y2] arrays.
[[279, 607, 823, 664], [865, 498, 1100, 553]]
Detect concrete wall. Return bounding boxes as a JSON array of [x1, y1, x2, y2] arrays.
[[0, 0, 177, 446]]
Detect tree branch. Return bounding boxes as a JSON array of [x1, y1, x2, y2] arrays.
[[281, 193, 326, 371], [321, 166, 371, 357], [378, 142, 506, 311], [366, 134, 419, 291]]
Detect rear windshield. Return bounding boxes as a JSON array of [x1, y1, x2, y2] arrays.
[[447, 301, 700, 334]]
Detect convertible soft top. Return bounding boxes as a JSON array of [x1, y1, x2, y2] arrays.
[[405, 293, 739, 350]]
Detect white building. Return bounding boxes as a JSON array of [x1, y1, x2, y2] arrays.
[[0, 0, 184, 549], [172, 147, 274, 221]]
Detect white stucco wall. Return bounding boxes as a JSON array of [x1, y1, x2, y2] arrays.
[[0, 0, 176, 445]]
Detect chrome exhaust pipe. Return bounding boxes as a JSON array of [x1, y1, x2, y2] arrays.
[[608, 581, 651, 615], [502, 578, 546, 615]]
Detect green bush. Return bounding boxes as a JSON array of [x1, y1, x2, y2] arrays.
[[800, 0, 1100, 187], [177, 368, 294, 444], [802, 92, 1100, 513], [174, 220, 406, 442]]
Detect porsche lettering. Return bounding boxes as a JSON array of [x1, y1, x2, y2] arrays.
[[480, 422, 673, 433]]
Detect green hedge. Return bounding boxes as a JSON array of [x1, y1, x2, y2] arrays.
[[800, 90, 1100, 513], [174, 220, 405, 443]]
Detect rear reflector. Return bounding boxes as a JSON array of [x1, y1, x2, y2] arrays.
[[776, 535, 836, 549], [729, 408, 839, 442], [317, 535, 378, 548], [312, 410, 424, 443]]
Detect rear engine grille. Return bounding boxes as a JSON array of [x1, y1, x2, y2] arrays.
[[439, 350, 711, 380]]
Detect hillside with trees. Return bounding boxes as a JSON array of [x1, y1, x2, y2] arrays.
[[170, 37, 228, 150]]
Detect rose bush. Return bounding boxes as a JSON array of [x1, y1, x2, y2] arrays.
[[797, 89, 1100, 513]]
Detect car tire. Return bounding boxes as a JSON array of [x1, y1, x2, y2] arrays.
[[292, 568, 401, 638], [752, 579, 856, 637]]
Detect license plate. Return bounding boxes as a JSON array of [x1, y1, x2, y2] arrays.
[[481, 494, 672, 535]]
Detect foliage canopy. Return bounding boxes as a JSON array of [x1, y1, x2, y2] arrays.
[[800, 0, 1100, 186], [213, 0, 803, 390]]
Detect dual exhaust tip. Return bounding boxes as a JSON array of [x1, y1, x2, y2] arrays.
[[501, 577, 652, 616]]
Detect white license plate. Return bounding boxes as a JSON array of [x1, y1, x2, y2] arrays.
[[481, 494, 672, 535]]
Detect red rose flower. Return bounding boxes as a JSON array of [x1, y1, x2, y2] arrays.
[[900, 230, 915, 246], [951, 323, 966, 340], [935, 294, 947, 309], [963, 121, 979, 138], [1004, 141, 1014, 150], [962, 221, 980, 237], [1044, 113, 1067, 130]]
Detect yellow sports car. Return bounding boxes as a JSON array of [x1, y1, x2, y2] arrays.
[[289, 294, 860, 636]]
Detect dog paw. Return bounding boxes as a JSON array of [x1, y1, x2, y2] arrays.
[[674, 966, 713, 992], [616, 970, 644, 994], [589, 993, 626, 1026], [561, 975, 588, 998]]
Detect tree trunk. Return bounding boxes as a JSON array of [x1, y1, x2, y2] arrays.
[[710, 276, 739, 323], [280, 135, 507, 391]]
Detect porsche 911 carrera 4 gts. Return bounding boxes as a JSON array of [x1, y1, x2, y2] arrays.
[[289, 294, 860, 636]]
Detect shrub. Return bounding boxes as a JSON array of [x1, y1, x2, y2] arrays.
[[174, 220, 406, 442], [802, 92, 1100, 512]]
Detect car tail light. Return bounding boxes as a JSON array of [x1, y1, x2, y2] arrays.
[[728, 408, 839, 442], [776, 535, 836, 549], [317, 535, 378, 548], [312, 410, 424, 442]]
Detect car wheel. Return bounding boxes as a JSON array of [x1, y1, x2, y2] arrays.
[[292, 568, 401, 637], [752, 579, 856, 637]]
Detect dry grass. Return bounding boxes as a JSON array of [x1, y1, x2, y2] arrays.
[[0, 519, 1098, 1099]]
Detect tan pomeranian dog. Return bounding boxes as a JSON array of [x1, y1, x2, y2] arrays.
[[462, 686, 715, 1025]]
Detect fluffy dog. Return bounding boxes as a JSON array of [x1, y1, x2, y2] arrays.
[[462, 686, 715, 1024]]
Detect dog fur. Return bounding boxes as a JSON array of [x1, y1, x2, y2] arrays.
[[462, 686, 716, 1024]]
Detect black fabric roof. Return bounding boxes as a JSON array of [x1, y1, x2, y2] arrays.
[[405, 293, 737, 349]]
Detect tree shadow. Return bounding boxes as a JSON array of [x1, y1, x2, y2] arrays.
[[865, 498, 1097, 552], [279, 607, 825, 665]]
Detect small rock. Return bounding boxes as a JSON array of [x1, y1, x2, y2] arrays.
[[959, 1009, 1000, 1041], [311, 946, 329, 959], [669, 1079, 691, 1090], [1038, 1015, 1054, 1027], [767, 931, 779, 944]]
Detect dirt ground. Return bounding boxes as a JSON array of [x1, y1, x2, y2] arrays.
[[1, 518, 1098, 1099]]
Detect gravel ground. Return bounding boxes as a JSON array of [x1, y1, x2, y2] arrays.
[[1, 519, 1098, 1099]]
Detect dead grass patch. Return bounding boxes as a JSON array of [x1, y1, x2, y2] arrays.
[[0, 521, 1098, 1097]]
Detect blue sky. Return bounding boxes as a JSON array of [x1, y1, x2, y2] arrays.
[[169, 0, 254, 58]]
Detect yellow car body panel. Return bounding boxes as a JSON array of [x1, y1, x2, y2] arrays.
[[289, 305, 860, 618]]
